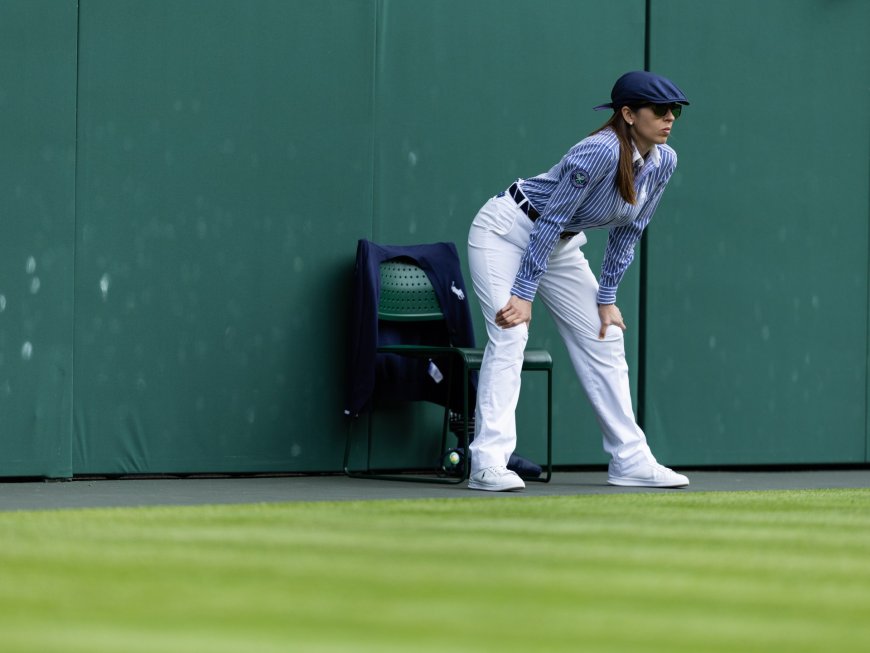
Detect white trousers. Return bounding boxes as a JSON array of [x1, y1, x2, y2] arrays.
[[467, 194, 656, 474]]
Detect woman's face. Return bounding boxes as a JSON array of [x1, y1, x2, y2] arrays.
[[622, 104, 678, 155]]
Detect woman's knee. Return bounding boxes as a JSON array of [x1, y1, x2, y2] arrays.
[[485, 323, 529, 362]]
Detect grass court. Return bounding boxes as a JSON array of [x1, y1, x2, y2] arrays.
[[1, 488, 869, 652]]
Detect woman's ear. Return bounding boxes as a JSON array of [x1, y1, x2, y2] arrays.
[[620, 105, 635, 126]]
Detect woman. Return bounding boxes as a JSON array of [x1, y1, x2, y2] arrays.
[[467, 70, 690, 491]]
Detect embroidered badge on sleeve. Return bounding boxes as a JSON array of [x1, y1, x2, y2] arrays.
[[571, 169, 589, 188]]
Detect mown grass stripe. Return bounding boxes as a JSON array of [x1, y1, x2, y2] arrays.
[[1, 489, 868, 653]]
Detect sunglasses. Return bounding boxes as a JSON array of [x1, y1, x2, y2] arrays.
[[640, 103, 682, 119]]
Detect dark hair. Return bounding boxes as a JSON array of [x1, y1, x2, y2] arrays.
[[590, 110, 636, 205]]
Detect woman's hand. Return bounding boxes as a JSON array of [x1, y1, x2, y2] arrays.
[[496, 296, 532, 329], [597, 303, 626, 339]]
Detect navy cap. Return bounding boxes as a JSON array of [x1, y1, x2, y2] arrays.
[[594, 71, 689, 111]]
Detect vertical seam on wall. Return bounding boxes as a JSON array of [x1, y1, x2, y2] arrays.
[[637, 0, 652, 429], [370, 0, 381, 241], [69, 0, 82, 477], [866, 132, 870, 463]]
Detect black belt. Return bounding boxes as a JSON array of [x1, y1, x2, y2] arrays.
[[507, 182, 578, 240], [508, 182, 540, 220]]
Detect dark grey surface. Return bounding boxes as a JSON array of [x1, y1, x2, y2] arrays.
[[1, 470, 869, 512]]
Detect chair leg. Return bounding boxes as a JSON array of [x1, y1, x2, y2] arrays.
[[522, 366, 553, 483], [544, 367, 553, 481], [440, 356, 454, 459], [461, 364, 471, 481], [342, 409, 376, 478]]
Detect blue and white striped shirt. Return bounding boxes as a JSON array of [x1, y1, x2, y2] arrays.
[[510, 128, 677, 305]]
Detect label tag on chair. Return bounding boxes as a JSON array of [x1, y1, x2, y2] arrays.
[[427, 360, 444, 384]]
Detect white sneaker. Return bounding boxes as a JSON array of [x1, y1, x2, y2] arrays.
[[608, 462, 689, 488], [468, 466, 525, 492]]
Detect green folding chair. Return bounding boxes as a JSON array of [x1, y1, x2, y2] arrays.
[[343, 259, 552, 483]]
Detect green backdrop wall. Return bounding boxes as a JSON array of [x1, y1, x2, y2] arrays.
[[0, 0, 867, 477], [73, 0, 375, 474], [0, 0, 77, 478], [645, 0, 870, 465]]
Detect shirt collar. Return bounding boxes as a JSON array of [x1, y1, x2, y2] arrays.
[[631, 142, 661, 168]]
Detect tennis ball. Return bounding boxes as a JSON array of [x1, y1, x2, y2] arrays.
[[447, 451, 461, 466]]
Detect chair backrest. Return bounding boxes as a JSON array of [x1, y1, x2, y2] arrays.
[[378, 259, 444, 321]]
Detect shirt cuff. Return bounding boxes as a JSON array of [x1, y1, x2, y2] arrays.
[[596, 285, 617, 305], [510, 277, 538, 302]]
